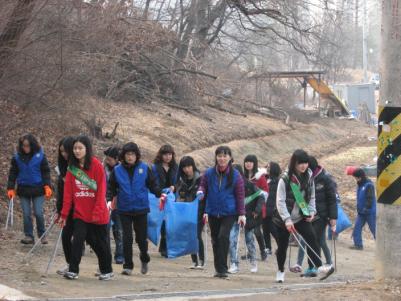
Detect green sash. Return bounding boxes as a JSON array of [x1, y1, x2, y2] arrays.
[[245, 190, 263, 205], [68, 165, 97, 191], [289, 182, 310, 217]]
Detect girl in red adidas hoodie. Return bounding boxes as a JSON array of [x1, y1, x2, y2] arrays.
[[60, 135, 113, 281]]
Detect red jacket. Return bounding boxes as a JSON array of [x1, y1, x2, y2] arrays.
[[251, 168, 269, 218], [61, 157, 109, 225], [251, 168, 269, 192]]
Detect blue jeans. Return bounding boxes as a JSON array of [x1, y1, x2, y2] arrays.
[[20, 196, 45, 239], [108, 210, 123, 260], [229, 223, 256, 265], [353, 213, 376, 247]]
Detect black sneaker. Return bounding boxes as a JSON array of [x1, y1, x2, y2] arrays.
[[213, 272, 229, 279], [349, 245, 363, 250], [261, 250, 268, 261], [141, 262, 148, 275], [240, 254, 250, 260], [20, 236, 34, 244]]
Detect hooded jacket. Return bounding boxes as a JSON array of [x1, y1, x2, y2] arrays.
[[312, 166, 337, 220]]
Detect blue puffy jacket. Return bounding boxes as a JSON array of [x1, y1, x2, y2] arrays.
[[15, 149, 44, 186], [115, 162, 149, 213], [205, 167, 240, 217]]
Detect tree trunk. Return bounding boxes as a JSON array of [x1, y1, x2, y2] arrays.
[[143, 0, 152, 20], [0, 0, 35, 77]]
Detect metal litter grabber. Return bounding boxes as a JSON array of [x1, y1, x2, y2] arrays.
[[5, 198, 14, 230], [44, 228, 63, 276], [291, 230, 335, 281], [23, 212, 57, 262]]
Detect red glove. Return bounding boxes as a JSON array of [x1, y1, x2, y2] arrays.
[[44, 185, 53, 199], [7, 189, 16, 200], [159, 193, 167, 211]]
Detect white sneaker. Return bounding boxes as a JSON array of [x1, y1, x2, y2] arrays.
[[276, 271, 285, 283], [57, 265, 69, 276], [318, 264, 335, 280], [121, 268, 132, 276], [250, 262, 258, 273], [228, 263, 239, 274], [189, 263, 197, 270], [94, 269, 101, 277], [99, 272, 114, 281]]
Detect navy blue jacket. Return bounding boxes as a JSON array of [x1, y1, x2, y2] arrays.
[[357, 179, 376, 215]]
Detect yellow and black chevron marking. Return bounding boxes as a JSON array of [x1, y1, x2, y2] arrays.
[[377, 106, 401, 205]]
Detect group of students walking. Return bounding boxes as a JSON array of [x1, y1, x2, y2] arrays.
[[7, 133, 363, 283]]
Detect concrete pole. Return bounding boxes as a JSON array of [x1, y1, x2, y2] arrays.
[[362, 0, 368, 82], [375, 0, 401, 280]]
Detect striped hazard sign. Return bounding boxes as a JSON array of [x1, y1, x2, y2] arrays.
[[377, 106, 401, 205]]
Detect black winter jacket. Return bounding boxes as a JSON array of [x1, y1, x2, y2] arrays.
[[266, 177, 279, 217], [244, 179, 265, 230], [152, 163, 178, 189], [313, 167, 337, 220], [175, 172, 205, 220]]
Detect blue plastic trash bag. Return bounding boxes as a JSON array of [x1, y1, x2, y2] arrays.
[[147, 192, 174, 246], [165, 198, 199, 258], [328, 203, 352, 239]]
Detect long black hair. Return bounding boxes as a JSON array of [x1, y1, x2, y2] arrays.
[[120, 142, 141, 164], [69, 135, 93, 170], [178, 156, 199, 179], [215, 146, 235, 188], [308, 156, 319, 172], [18, 134, 41, 155], [58, 136, 75, 177], [269, 161, 281, 179], [154, 144, 177, 167], [244, 154, 258, 179], [288, 149, 309, 180]]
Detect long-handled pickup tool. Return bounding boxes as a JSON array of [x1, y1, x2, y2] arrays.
[[292, 230, 335, 281], [5, 198, 14, 230], [44, 228, 63, 276], [23, 213, 57, 262]]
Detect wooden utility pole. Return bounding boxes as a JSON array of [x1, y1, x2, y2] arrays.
[[376, 0, 401, 280]]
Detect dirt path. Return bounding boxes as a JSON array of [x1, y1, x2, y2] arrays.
[[0, 135, 387, 300]]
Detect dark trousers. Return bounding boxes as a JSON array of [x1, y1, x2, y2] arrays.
[[312, 218, 331, 263], [191, 219, 205, 264], [120, 213, 150, 270], [69, 219, 112, 274], [253, 225, 266, 254], [262, 217, 278, 250], [159, 221, 167, 255], [276, 220, 321, 272], [62, 215, 74, 264], [209, 215, 236, 274]]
